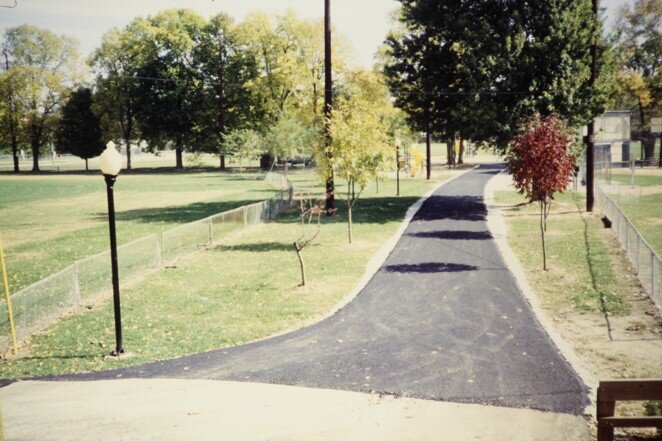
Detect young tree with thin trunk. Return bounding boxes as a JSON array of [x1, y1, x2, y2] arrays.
[[293, 197, 323, 287], [322, 70, 392, 244], [507, 114, 576, 271]]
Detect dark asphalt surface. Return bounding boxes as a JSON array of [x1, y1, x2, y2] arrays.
[[46, 164, 589, 414]]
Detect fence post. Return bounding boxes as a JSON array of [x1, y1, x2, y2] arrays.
[[208, 217, 213, 245], [72, 263, 80, 306], [243, 205, 247, 226]]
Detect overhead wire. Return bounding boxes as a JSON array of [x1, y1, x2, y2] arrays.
[[102, 73, 538, 97]]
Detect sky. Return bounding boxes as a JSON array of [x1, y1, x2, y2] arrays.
[[0, 0, 634, 69]]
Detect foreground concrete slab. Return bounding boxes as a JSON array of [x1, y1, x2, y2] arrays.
[[1, 379, 589, 440]]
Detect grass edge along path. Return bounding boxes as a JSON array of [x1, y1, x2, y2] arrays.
[[0, 172, 460, 379]]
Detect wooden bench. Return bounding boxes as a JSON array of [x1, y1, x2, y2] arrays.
[[597, 379, 662, 441]]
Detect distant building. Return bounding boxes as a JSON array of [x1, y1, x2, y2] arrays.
[[592, 110, 631, 164]]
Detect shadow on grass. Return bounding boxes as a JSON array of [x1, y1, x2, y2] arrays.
[[274, 197, 422, 226], [408, 230, 493, 240], [217, 242, 295, 253], [383, 262, 478, 273], [93, 199, 266, 224]]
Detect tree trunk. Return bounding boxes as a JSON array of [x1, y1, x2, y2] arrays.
[[540, 202, 547, 271], [458, 137, 464, 164], [294, 242, 306, 286], [175, 143, 183, 170], [31, 139, 40, 172], [85, 158, 89, 171], [11, 138, 19, 173], [348, 203, 353, 244], [220, 154, 226, 170], [446, 140, 453, 168], [124, 138, 132, 170], [425, 123, 431, 180], [375, 176, 379, 194]]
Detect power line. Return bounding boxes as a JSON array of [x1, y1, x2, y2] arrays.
[[102, 73, 537, 97]]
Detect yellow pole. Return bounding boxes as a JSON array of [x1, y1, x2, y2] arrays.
[[0, 230, 17, 354]]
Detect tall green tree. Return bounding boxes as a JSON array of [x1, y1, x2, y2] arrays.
[[1, 25, 80, 171], [134, 9, 206, 169], [384, 0, 610, 149], [0, 53, 28, 172], [192, 13, 260, 169], [611, 0, 661, 160], [54, 87, 104, 171], [90, 19, 153, 170]]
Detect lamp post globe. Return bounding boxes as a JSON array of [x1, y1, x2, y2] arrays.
[[100, 141, 122, 177], [100, 140, 124, 356]]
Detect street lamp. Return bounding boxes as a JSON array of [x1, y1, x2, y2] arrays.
[[395, 138, 401, 197], [100, 141, 124, 356]]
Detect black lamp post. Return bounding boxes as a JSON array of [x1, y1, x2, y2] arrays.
[[100, 141, 124, 356]]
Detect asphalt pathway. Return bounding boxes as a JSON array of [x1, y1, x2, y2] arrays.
[[55, 164, 589, 414]]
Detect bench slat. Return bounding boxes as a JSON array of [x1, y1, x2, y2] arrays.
[[598, 379, 662, 401], [599, 416, 662, 428]]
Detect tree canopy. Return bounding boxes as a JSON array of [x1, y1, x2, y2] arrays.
[[384, 0, 611, 148], [1, 25, 80, 171], [54, 87, 104, 170]]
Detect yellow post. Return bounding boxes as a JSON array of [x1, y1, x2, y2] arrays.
[[0, 230, 17, 354]]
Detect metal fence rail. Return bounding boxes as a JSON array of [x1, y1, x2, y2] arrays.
[[595, 182, 661, 311], [0, 173, 294, 351]]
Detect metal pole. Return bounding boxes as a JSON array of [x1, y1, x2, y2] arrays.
[[324, 0, 336, 215], [586, 0, 598, 212], [104, 174, 124, 356]]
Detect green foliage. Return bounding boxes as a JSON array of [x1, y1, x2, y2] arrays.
[[319, 69, 394, 242], [54, 88, 104, 165], [384, 0, 610, 149], [1, 25, 80, 171], [611, 0, 661, 132]]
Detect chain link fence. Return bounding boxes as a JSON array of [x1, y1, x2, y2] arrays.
[[595, 182, 661, 311], [0, 173, 293, 351]]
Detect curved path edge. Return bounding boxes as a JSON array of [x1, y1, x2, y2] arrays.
[[483, 171, 597, 417]]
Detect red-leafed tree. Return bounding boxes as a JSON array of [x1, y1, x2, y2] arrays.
[[507, 114, 576, 271]]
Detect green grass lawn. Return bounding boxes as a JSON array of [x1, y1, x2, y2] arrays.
[[495, 191, 629, 316], [618, 193, 662, 254], [600, 170, 661, 254], [0, 172, 279, 293], [0, 171, 454, 378], [610, 172, 662, 187]]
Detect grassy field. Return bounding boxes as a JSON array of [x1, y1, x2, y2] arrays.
[[495, 190, 629, 315], [0, 170, 456, 378], [0, 172, 279, 293], [602, 168, 661, 254]]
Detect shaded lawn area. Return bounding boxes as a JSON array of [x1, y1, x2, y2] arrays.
[[0, 172, 278, 292], [0, 172, 455, 378]]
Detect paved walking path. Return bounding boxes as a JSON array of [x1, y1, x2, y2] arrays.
[[48, 164, 589, 414]]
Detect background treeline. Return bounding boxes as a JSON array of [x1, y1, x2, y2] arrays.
[[0, 9, 405, 172], [0, 2, 659, 173]]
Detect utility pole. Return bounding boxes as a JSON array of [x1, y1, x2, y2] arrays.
[[586, 0, 598, 212], [324, 0, 336, 215]]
